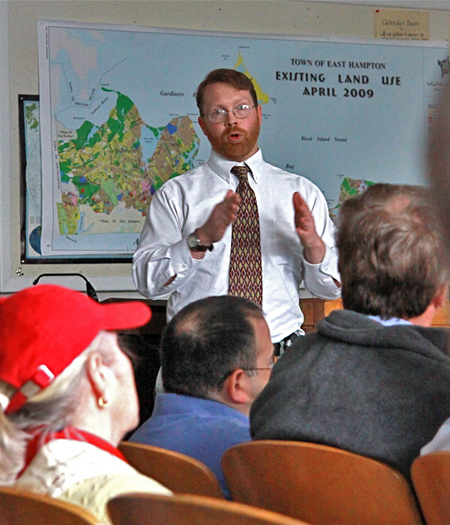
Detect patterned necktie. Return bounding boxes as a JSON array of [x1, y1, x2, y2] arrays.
[[228, 165, 263, 306]]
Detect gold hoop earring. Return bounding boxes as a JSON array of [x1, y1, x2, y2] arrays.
[[98, 397, 111, 409]]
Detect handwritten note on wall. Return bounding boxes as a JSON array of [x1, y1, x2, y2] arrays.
[[374, 9, 429, 40]]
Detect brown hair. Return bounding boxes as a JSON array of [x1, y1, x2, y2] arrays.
[[196, 69, 258, 115], [337, 183, 448, 319]]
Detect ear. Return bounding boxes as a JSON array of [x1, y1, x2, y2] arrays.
[[223, 369, 252, 406], [433, 282, 449, 310], [198, 115, 207, 135], [85, 351, 112, 402], [257, 104, 262, 124]]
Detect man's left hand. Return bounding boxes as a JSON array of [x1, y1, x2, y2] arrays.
[[293, 192, 326, 264]]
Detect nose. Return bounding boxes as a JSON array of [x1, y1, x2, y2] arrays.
[[225, 109, 238, 126]]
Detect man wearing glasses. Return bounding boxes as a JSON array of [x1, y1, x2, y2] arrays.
[[133, 69, 340, 349], [129, 295, 274, 499]]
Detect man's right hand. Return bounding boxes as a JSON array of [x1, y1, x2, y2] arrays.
[[167, 190, 241, 279], [195, 190, 241, 247]]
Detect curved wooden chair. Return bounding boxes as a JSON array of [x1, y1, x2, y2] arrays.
[[107, 493, 310, 525], [411, 451, 450, 525], [0, 485, 97, 524], [118, 441, 223, 498], [222, 440, 423, 525]]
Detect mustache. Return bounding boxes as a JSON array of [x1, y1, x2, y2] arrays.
[[223, 126, 247, 136]]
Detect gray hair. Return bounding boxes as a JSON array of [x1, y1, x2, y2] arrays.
[[0, 331, 115, 484]]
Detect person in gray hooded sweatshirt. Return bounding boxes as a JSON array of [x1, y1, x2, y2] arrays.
[[250, 182, 450, 484]]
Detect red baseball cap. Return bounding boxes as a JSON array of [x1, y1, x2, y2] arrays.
[[0, 284, 152, 414]]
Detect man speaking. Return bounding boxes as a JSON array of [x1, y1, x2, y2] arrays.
[[133, 69, 340, 346]]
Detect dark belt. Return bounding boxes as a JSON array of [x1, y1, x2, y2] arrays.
[[274, 329, 302, 356]]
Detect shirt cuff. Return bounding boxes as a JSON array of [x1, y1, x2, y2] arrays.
[[303, 244, 337, 273], [164, 236, 208, 282]]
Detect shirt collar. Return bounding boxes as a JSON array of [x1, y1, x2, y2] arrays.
[[155, 393, 249, 422], [207, 149, 264, 184], [367, 315, 413, 327], [20, 426, 127, 478]]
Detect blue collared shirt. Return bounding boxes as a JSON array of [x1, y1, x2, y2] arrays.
[[129, 393, 251, 498]]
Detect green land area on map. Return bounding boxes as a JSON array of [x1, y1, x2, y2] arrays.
[[329, 177, 374, 222], [56, 89, 199, 235]]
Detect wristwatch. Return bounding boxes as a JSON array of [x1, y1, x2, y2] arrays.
[[187, 232, 214, 252]]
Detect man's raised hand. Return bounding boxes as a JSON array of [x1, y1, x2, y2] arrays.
[[293, 191, 326, 264]]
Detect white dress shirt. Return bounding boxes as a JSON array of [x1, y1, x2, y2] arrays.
[[133, 149, 340, 342]]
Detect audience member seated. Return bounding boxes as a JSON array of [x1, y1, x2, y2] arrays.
[[250, 183, 450, 484], [129, 295, 274, 498], [0, 285, 171, 525]]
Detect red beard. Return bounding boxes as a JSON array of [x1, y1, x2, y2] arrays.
[[209, 121, 260, 162]]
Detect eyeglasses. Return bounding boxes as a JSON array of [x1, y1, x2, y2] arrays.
[[242, 356, 278, 374], [218, 356, 278, 385], [205, 104, 256, 124]]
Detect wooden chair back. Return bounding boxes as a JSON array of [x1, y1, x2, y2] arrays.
[[107, 493, 310, 525], [411, 451, 450, 525], [119, 441, 223, 498], [0, 485, 97, 524], [222, 440, 423, 525]]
